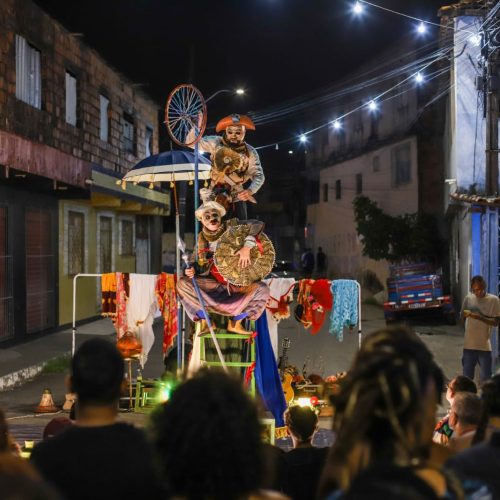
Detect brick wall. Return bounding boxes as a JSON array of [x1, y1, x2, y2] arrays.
[[0, 0, 159, 175]]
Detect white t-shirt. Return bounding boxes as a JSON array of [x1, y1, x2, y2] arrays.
[[461, 293, 500, 351]]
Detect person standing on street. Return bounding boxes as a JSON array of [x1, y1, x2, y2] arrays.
[[316, 247, 327, 276], [461, 275, 500, 382]]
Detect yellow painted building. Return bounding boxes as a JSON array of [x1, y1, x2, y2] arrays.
[[58, 170, 169, 326]]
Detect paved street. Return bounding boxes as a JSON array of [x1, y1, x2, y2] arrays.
[[1, 304, 467, 449]]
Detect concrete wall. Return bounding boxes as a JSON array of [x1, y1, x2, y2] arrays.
[[307, 136, 419, 295]]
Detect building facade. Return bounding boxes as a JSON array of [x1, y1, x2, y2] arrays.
[[305, 39, 446, 296], [0, 0, 168, 343]]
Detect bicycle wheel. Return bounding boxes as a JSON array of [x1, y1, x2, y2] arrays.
[[165, 84, 207, 146]]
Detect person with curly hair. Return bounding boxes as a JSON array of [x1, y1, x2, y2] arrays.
[[150, 369, 287, 500], [317, 326, 471, 499]]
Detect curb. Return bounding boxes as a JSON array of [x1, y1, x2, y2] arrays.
[[0, 352, 71, 392]]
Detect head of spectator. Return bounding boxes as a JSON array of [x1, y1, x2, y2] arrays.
[[284, 405, 318, 448], [472, 373, 500, 444], [0, 454, 60, 499], [42, 417, 74, 440], [449, 393, 482, 437], [446, 375, 477, 405], [0, 408, 20, 455], [69, 338, 124, 425], [150, 369, 263, 500], [319, 326, 444, 496]]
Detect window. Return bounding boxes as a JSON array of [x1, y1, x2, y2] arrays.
[[356, 173, 363, 194], [119, 218, 134, 256], [145, 126, 153, 157], [68, 211, 84, 275], [99, 94, 110, 142], [99, 216, 113, 273], [391, 142, 412, 187], [372, 155, 380, 172], [322, 183, 329, 202], [335, 179, 342, 200], [65, 72, 77, 126], [123, 113, 135, 154], [15, 35, 41, 109]]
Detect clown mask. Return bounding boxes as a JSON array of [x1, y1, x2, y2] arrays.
[[201, 209, 221, 232]]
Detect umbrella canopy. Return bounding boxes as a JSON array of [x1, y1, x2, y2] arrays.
[[123, 150, 211, 183]]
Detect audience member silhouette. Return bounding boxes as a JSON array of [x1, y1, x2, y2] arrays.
[[30, 338, 163, 500], [150, 368, 287, 500], [317, 326, 468, 499], [281, 405, 328, 500]]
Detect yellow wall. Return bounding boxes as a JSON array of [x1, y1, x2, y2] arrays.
[[58, 200, 137, 326]]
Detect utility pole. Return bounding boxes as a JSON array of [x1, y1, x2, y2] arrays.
[[485, 0, 500, 195]]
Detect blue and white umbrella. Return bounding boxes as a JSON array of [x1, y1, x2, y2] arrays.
[[123, 150, 211, 184]]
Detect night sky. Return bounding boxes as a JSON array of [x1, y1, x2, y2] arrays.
[[34, 0, 446, 122]]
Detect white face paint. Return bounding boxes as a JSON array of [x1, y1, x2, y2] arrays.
[[225, 125, 246, 145], [201, 209, 221, 232]]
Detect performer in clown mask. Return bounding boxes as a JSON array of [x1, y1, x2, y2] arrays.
[[188, 113, 264, 219], [176, 199, 270, 335]]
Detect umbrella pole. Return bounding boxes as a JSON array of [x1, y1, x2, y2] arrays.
[[173, 182, 183, 376], [194, 143, 199, 252]]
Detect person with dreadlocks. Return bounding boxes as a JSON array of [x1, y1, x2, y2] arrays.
[[176, 199, 270, 335], [318, 326, 472, 500], [189, 113, 264, 219]]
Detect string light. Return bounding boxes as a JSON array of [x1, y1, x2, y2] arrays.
[[353, 1, 363, 15], [250, 1, 491, 151], [417, 22, 427, 35], [288, 150, 294, 154], [469, 34, 481, 47]]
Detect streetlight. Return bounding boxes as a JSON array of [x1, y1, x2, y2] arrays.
[[205, 88, 246, 103]]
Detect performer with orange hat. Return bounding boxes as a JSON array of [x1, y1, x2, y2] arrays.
[[189, 113, 264, 219]]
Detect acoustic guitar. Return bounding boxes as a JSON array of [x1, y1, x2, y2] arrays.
[[278, 338, 294, 403]]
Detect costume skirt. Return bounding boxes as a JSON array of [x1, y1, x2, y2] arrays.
[[177, 276, 269, 321]]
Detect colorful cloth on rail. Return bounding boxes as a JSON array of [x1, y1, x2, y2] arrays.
[[114, 272, 129, 339], [176, 275, 269, 322], [263, 277, 296, 359], [255, 313, 287, 427], [127, 274, 158, 367], [329, 280, 359, 342], [101, 273, 117, 317], [155, 273, 178, 355], [295, 279, 333, 334]]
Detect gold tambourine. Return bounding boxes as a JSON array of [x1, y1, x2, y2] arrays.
[[214, 225, 275, 286]]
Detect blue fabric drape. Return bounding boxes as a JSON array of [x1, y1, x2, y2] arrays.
[[255, 314, 287, 427], [329, 280, 359, 342]]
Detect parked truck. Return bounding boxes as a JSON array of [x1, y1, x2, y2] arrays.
[[383, 263, 456, 325]]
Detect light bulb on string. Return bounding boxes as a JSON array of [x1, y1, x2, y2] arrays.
[[353, 1, 364, 15], [469, 34, 481, 47], [299, 134, 307, 143], [417, 22, 427, 35], [368, 100, 378, 112], [415, 72, 424, 84], [332, 120, 341, 130]]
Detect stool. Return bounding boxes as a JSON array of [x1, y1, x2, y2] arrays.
[[197, 320, 257, 397]]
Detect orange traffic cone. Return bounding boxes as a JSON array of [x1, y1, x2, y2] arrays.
[[35, 388, 59, 413]]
